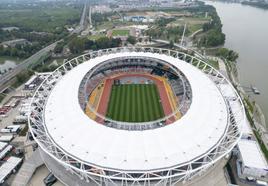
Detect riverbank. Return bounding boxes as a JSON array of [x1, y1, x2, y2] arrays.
[[203, 0, 268, 159], [221, 57, 268, 160], [204, 0, 268, 129], [191, 41, 268, 160], [206, 52, 268, 160], [187, 20, 268, 159], [241, 1, 268, 10]]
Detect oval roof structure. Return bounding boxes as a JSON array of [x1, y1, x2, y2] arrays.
[[44, 52, 228, 171]]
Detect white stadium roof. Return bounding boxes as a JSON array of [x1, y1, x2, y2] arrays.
[[44, 52, 229, 171]]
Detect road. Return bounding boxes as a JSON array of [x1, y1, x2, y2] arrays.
[[0, 1, 89, 93], [0, 42, 58, 93], [73, 0, 90, 34], [89, 5, 92, 29]]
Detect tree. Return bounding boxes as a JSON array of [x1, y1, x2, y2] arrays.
[[84, 39, 94, 50], [68, 37, 86, 54], [54, 41, 64, 54], [156, 17, 176, 27], [167, 26, 187, 37], [216, 48, 238, 62], [146, 28, 162, 39], [95, 37, 111, 49], [68, 36, 122, 54], [10, 48, 18, 57], [127, 36, 136, 45], [199, 29, 225, 47], [169, 40, 174, 48], [144, 38, 148, 43], [111, 38, 122, 48], [15, 70, 34, 86]]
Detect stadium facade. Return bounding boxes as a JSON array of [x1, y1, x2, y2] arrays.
[[29, 47, 245, 186]]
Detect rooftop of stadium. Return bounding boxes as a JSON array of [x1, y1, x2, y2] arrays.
[[43, 51, 231, 171]]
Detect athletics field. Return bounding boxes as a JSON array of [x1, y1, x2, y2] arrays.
[[106, 84, 164, 122]]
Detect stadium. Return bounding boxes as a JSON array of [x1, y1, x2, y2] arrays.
[[28, 47, 245, 186]]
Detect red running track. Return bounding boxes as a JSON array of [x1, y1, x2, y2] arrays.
[[95, 78, 113, 124]]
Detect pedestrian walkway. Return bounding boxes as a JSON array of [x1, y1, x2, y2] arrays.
[[207, 56, 228, 79], [12, 148, 43, 186]]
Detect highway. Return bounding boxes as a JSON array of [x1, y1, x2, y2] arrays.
[[0, 42, 58, 93], [73, 0, 90, 34], [0, 1, 89, 93]]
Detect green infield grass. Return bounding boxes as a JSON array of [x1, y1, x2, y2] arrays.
[[106, 84, 164, 122], [112, 29, 130, 36]]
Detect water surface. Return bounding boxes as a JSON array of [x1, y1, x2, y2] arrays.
[[205, 1, 268, 128]]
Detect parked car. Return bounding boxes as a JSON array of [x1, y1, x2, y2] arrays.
[[43, 172, 57, 186]]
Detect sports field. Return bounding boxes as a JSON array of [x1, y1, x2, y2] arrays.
[[106, 84, 164, 122], [112, 29, 130, 36]]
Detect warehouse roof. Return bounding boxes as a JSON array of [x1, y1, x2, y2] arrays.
[[238, 139, 268, 170], [0, 156, 22, 183]]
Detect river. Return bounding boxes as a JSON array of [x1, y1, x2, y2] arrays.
[[204, 1, 268, 128]]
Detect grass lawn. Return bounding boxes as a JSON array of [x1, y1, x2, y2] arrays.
[[106, 84, 164, 122], [191, 58, 219, 70], [112, 29, 130, 37], [0, 56, 23, 64], [0, 6, 81, 32], [88, 34, 106, 40], [187, 24, 203, 35], [96, 21, 114, 30], [181, 17, 210, 25], [0, 94, 5, 103], [96, 20, 133, 31], [207, 59, 219, 70], [167, 17, 209, 36]]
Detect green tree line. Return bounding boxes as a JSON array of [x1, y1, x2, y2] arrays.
[[68, 36, 122, 54], [198, 7, 225, 47], [216, 48, 239, 62]]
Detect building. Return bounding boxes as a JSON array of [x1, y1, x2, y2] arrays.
[[1, 39, 30, 48], [237, 139, 268, 181], [0, 135, 14, 143], [24, 75, 38, 90], [24, 73, 51, 90], [0, 142, 12, 160], [29, 47, 245, 185], [1, 125, 21, 134], [0, 157, 22, 184], [1, 27, 19, 31]]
